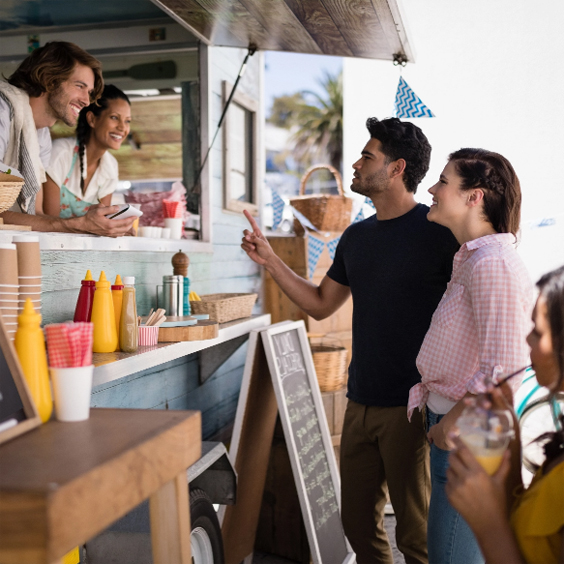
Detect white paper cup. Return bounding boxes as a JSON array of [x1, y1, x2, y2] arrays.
[[161, 228, 171, 239], [165, 218, 183, 240], [153, 226, 163, 238], [49, 365, 94, 422], [138, 226, 150, 237]]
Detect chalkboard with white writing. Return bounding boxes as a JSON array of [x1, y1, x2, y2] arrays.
[[0, 312, 40, 444], [261, 320, 355, 564]]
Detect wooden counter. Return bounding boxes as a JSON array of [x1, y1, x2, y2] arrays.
[[0, 408, 201, 564]]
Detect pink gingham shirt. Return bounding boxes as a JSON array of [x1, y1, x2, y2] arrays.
[[407, 233, 533, 420]]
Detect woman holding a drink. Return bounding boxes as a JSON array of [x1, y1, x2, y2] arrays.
[[447, 266, 564, 563], [407, 149, 534, 564]]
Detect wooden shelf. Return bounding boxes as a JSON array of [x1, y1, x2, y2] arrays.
[[92, 314, 271, 387]]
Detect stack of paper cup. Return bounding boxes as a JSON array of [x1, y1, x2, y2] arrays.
[[0, 243, 19, 339], [13, 235, 42, 315]]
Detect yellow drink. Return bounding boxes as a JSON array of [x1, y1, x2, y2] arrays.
[[475, 453, 504, 475], [132, 217, 139, 235]]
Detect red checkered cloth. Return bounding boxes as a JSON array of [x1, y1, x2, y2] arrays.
[[45, 322, 93, 368], [408, 233, 534, 420]]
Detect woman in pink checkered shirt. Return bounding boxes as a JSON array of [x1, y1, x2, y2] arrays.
[[407, 148, 534, 564]]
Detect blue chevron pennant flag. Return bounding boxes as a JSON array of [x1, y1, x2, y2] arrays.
[[307, 233, 326, 279], [394, 76, 435, 118], [353, 208, 364, 224], [271, 188, 285, 230], [327, 236, 341, 261], [365, 197, 375, 210]]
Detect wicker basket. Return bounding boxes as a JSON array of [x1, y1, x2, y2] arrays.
[[190, 293, 258, 323], [0, 181, 24, 213], [290, 164, 352, 232], [311, 343, 348, 392]]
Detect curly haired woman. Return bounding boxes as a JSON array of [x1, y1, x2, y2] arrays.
[[447, 265, 564, 563]]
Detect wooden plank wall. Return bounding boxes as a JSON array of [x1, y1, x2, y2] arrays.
[[38, 46, 263, 441]]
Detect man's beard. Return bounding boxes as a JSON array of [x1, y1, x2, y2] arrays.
[[351, 169, 390, 198], [47, 87, 76, 127]]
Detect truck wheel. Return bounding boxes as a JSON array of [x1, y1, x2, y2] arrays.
[[190, 488, 224, 564]]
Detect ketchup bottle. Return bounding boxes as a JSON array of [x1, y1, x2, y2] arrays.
[[74, 270, 96, 322]]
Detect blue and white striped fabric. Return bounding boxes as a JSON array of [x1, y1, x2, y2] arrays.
[[394, 77, 435, 118], [365, 197, 375, 210], [271, 188, 285, 230], [327, 236, 341, 261], [307, 233, 325, 279]]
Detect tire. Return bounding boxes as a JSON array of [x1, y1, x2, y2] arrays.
[[519, 392, 564, 475], [190, 488, 224, 564]]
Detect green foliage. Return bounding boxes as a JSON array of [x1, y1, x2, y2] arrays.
[[292, 70, 343, 172], [268, 70, 343, 172], [268, 93, 307, 128]]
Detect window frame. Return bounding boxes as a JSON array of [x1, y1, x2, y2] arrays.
[[222, 80, 259, 216]]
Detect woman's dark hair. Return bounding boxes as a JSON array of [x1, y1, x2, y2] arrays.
[[8, 41, 103, 102], [448, 148, 521, 236], [534, 266, 564, 467], [365, 117, 431, 194], [76, 84, 130, 191]]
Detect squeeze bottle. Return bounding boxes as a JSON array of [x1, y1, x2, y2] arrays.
[[91, 271, 118, 353], [111, 274, 124, 351], [14, 299, 53, 423], [119, 276, 138, 353], [73, 269, 96, 322]]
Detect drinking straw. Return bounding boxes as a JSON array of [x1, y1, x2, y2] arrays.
[[493, 364, 532, 388]]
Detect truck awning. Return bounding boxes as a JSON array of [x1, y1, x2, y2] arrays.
[[151, 0, 414, 62]]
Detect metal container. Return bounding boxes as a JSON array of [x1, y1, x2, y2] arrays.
[[157, 275, 184, 316]]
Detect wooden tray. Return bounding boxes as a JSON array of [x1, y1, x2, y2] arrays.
[[158, 319, 218, 342]]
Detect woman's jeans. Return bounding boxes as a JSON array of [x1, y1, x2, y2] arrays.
[[426, 408, 484, 564]]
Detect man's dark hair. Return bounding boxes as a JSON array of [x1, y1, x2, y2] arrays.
[[8, 41, 103, 103], [365, 117, 431, 194]]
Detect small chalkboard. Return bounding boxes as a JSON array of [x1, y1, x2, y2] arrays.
[[261, 320, 354, 564], [0, 310, 40, 444]]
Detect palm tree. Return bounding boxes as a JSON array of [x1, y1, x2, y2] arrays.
[[291, 70, 343, 173]]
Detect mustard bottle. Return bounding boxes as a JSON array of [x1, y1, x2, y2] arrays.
[[111, 274, 124, 351], [119, 276, 138, 353], [91, 271, 118, 353], [14, 299, 53, 423]]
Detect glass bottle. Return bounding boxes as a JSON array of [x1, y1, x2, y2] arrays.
[[120, 276, 138, 353]]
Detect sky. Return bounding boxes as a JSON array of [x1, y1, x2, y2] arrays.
[[264, 51, 342, 113]]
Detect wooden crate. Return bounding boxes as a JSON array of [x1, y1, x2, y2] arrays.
[[265, 233, 353, 364]]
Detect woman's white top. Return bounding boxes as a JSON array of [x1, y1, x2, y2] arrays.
[[46, 137, 118, 203]]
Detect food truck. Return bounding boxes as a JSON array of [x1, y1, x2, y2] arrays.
[[0, 1, 413, 562]]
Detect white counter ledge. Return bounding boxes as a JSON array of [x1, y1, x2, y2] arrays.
[[92, 314, 271, 387], [0, 229, 213, 253]]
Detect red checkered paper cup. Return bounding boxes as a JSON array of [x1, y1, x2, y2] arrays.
[[45, 322, 94, 368], [162, 199, 183, 219]]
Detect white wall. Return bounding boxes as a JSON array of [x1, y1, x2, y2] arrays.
[[343, 0, 564, 282]]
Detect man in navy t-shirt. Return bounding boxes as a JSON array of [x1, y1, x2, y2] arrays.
[[242, 117, 458, 563]]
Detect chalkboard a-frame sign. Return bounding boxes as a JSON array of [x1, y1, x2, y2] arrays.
[[261, 320, 355, 564], [0, 310, 41, 445]]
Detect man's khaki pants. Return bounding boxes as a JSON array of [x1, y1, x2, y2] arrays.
[[340, 400, 430, 564]]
